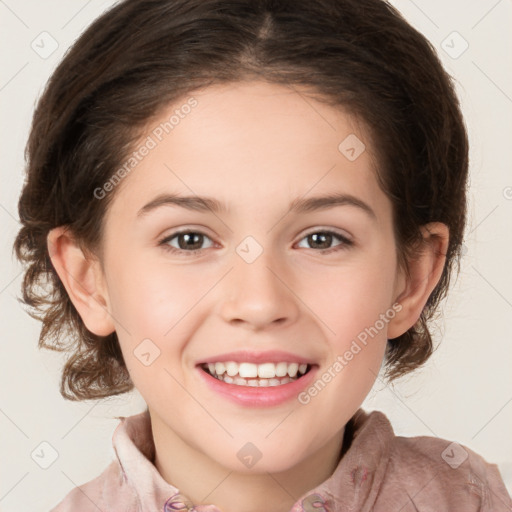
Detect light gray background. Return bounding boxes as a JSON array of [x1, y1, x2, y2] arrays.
[[0, 0, 511, 510]]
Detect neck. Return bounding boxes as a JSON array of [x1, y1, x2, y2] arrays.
[[151, 416, 346, 512]]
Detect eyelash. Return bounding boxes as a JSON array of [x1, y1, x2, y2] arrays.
[[158, 229, 354, 256]]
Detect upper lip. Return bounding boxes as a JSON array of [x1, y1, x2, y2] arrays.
[[197, 350, 316, 365]]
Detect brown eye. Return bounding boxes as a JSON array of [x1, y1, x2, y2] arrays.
[[297, 230, 353, 253], [160, 230, 214, 254], [306, 232, 333, 250], [176, 232, 204, 250]]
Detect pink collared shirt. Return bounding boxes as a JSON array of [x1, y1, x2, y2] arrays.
[[50, 408, 512, 511]]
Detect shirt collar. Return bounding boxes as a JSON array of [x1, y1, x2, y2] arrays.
[[112, 408, 394, 511]]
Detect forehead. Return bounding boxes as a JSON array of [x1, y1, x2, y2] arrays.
[[106, 80, 390, 224]]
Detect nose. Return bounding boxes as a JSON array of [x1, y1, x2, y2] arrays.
[[219, 247, 300, 331]]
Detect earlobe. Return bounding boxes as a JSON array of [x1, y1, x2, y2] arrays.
[[387, 222, 449, 339], [47, 226, 115, 336]]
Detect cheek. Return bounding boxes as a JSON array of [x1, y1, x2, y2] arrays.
[[106, 259, 204, 399], [301, 267, 392, 427], [105, 256, 221, 391], [306, 254, 397, 342], [305, 250, 396, 401], [106, 255, 209, 337]]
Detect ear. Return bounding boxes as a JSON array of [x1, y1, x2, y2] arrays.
[[47, 226, 115, 336], [387, 222, 449, 339]]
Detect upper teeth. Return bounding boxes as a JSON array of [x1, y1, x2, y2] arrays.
[[206, 361, 308, 379]]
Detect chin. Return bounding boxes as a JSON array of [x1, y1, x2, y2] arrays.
[[209, 441, 313, 475]]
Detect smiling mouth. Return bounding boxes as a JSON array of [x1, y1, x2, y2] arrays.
[[200, 361, 311, 387]]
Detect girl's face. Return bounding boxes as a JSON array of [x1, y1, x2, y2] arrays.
[[98, 81, 405, 473]]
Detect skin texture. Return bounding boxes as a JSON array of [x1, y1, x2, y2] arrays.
[[48, 81, 449, 512]]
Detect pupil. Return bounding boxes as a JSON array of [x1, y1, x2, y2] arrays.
[[179, 233, 202, 250], [310, 232, 331, 249]]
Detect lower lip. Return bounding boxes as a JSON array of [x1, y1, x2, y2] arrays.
[[196, 366, 318, 407]]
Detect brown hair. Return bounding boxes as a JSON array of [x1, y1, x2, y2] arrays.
[[14, 0, 468, 401]]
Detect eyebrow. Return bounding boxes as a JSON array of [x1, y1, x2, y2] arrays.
[[137, 192, 376, 220]]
